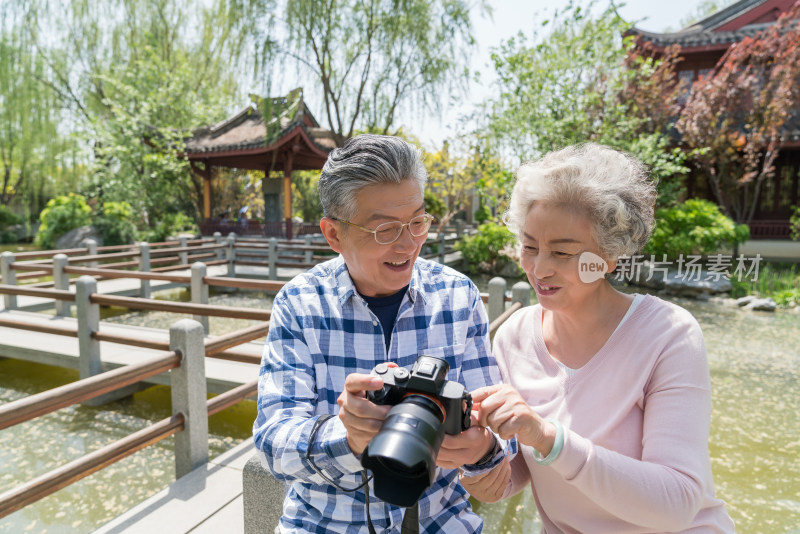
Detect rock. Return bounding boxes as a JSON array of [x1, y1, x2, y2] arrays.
[[55, 226, 103, 249], [736, 296, 757, 307], [743, 298, 777, 312]]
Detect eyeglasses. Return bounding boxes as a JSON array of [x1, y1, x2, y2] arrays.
[[329, 213, 435, 245]]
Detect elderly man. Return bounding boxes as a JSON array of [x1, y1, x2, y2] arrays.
[[253, 134, 512, 533]]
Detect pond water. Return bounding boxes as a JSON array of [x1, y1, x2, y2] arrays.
[[1, 284, 799, 533]]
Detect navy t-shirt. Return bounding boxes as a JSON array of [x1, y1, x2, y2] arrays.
[[359, 285, 409, 353]]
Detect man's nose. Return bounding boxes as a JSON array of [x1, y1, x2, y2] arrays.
[[392, 225, 418, 251]]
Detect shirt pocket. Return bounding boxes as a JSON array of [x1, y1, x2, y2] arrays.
[[418, 343, 467, 383]]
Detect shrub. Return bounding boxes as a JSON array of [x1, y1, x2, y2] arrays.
[[0, 206, 20, 243], [473, 204, 492, 225], [455, 222, 521, 275], [36, 193, 92, 249], [643, 199, 749, 260], [790, 206, 800, 241], [424, 191, 446, 220], [144, 212, 198, 242], [94, 201, 139, 246]]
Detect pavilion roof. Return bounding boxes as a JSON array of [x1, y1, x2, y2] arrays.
[[627, 0, 788, 52], [183, 89, 337, 170]]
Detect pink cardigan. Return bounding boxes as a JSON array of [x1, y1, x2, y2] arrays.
[[492, 295, 735, 533]]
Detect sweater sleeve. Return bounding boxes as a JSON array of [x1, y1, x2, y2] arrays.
[[547, 313, 714, 531], [252, 293, 363, 484]]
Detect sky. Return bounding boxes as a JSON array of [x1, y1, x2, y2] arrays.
[[405, 0, 713, 148]]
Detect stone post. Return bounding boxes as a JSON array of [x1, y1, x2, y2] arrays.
[[243, 454, 286, 534], [85, 239, 99, 269], [191, 262, 210, 334], [169, 319, 209, 479], [0, 252, 17, 310], [179, 236, 189, 266], [304, 235, 313, 264], [138, 243, 151, 299], [512, 281, 532, 308], [487, 277, 507, 323], [53, 254, 71, 317], [456, 219, 466, 238], [268, 238, 278, 280], [213, 232, 224, 261], [76, 276, 103, 406], [439, 231, 446, 264], [226, 234, 236, 278]]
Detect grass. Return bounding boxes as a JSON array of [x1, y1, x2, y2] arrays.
[[730, 261, 800, 307]]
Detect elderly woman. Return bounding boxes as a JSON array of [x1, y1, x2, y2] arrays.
[[463, 144, 735, 532]]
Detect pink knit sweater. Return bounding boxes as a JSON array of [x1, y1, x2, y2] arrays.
[[492, 295, 735, 533]]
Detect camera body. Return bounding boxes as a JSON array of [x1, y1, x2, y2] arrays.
[[361, 355, 473, 507], [367, 356, 472, 435]]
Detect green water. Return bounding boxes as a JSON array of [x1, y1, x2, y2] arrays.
[[2, 287, 800, 532]]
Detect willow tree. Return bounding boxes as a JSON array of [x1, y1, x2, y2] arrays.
[[0, 2, 72, 212], [480, 0, 688, 205], [271, 0, 483, 145], [28, 0, 270, 223]]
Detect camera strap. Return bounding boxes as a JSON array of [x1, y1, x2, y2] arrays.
[[400, 502, 420, 534]]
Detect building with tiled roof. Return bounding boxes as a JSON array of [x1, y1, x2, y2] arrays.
[[183, 89, 337, 237], [630, 0, 799, 238]]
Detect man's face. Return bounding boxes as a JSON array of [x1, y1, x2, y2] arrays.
[[322, 180, 427, 297]]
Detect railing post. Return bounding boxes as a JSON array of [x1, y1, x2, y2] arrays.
[[169, 319, 209, 479], [53, 254, 71, 317], [76, 275, 102, 405], [456, 219, 465, 238], [1, 252, 17, 310], [487, 277, 507, 323], [138, 242, 151, 299], [179, 236, 189, 266], [191, 262, 210, 334], [304, 235, 313, 264], [243, 454, 286, 534], [213, 232, 224, 260], [85, 239, 98, 269], [439, 231, 446, 264], [226, 234, 236, 278], [268, 238, 278, 280], [512, 281, 532, 308]]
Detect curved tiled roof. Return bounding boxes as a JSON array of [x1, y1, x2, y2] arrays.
[[627, 23, 771, 49], [184, 98, 337, 156]]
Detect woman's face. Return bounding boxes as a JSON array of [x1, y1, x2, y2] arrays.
[[519, 202, 614, 313]]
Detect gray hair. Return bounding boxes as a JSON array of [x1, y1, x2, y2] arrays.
[[504, 143, 656, 259], [319, 134, 427, 220]]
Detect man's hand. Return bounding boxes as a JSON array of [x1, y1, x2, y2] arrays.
[[337, 373, 391, 455], [436, 415, 497, 470]]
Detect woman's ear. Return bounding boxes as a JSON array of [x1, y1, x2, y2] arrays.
[[320, 217, 343, 254]]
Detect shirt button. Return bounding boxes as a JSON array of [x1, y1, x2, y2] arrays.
[[372, 320, 378, 326]]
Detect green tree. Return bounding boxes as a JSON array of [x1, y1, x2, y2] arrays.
[[480, 0, 689, 204], [36, 193, 92, 249], [292, 170, 323, 222], [272, 0, 483, 145], [94, 201, 139, 246]]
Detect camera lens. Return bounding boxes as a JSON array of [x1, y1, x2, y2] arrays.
[[361, 394, 447, 508]]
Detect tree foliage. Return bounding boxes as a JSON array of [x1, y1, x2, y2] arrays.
[[454, 221, 521, 276], [481, 0, 689, 207], [274, 0, 482, 145], [35, 193, 93, 249], [676, 3, 800, 224]]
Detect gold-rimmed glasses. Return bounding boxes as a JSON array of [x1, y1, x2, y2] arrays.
[[329, 213, 435, 245]]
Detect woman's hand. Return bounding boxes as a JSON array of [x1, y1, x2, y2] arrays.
[[471, 384, 556, 456], [459, 455, 512, 503]]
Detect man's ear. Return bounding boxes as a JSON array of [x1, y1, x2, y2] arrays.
[[320, 217, 343, 254]]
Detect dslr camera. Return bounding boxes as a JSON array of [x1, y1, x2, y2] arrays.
[[360, 355, 472, 507]]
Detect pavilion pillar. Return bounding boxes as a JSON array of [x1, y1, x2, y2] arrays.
[[203, 161, 212, 220], [283, 151, 294, 239]]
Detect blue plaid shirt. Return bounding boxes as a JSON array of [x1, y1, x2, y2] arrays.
[[253, 256, 512, 533]]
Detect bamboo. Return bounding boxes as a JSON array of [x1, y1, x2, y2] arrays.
[[0, 413, 184, 519], [90, 294, 271, 320], [0, 351, 180, 431], [207, 380, 258, 416]]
